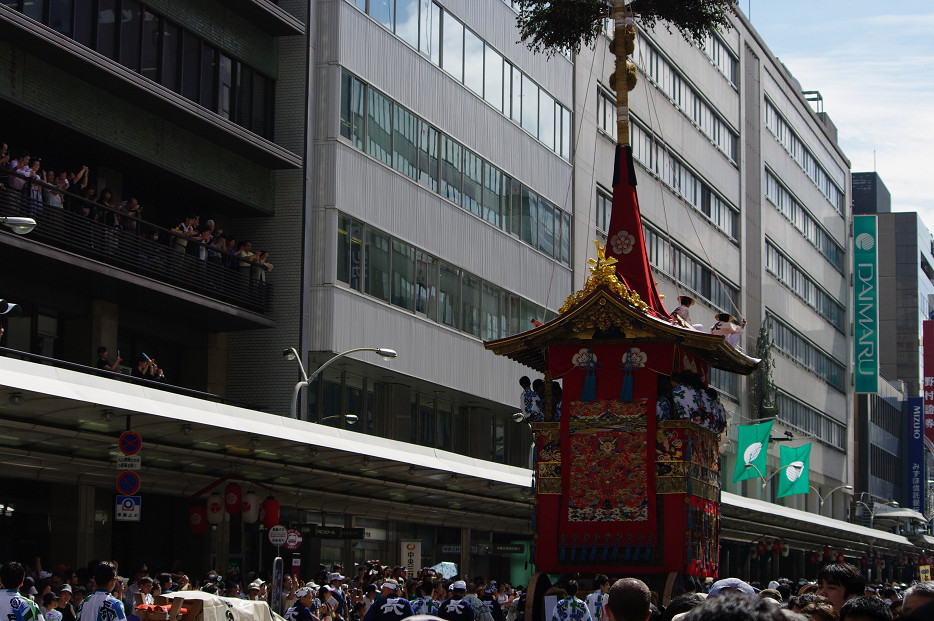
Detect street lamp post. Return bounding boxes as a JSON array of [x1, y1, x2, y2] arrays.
[[853, 499, 899, 529], [810, 484, 853, 515], [284, 346, 397, 419]]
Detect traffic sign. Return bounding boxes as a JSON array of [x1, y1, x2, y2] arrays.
[[116, 470, 141, 495], [268, 524, 288, 546], [115, 495, 141, 521], [119, 431, 142, 455], [285, 528, 303, 550], [115, 455, 141, 470]]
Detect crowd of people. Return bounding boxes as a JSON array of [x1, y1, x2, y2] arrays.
[[0, 144, 273, 282], [2, 558, 933, 621]]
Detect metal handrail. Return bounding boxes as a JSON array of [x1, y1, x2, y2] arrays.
[[0, 346, 257, 409], [0, 166, 271, 313]]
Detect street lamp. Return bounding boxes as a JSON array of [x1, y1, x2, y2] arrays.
[[810, 484, 853, 512], [284, 346, 397, 419], [321, 414, 359, 425], [854, 499, 899, 529], [0, 217, 36, 235], [758, 462, 804, 488]]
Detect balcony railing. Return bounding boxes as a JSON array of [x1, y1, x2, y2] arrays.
[[0, 174, 270, 314]]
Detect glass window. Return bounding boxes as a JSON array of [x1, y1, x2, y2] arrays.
[[218, 54, 233, 119], [390, 238, 416, 311], [181, 30, 200, 101], [441, 10, 463, 82], [337, 215, 351, 284], [538, 199, 555, 257], [440, 136, 462, 204], [420, 1, 440, 64], [539, 90, 555, 149], [596, 189, 611, 233], [439, 263, 461, 329], [349, 219, 363, 291], [415, 250, 438, 319], [506, 295, 521, 336], [24, 0, 44, 22], [481, 283, 502, 340], [462, 149, 482, 216], [503, 175, 518, 235], [140, 10, 159, 81], [510, 65, 521, 123], [251, 72, 270, 138], [367, 88, 393, 166], [161, 20, 179, 91], [344, 373, 365, 431], [393, 105, 419, 180], [96, 0, 117, 59], [521, 74, 538, 136], [49, 0, 73, 36], [317, 368, 342, 424], [355, 0, 365, 9], [484, 46, 503, 112], [370, 0, 393, 29], [463, 28, 484, 96], [119, 0, 141, 71], [236, 64, 254, 130], [418, 398, 435, 447], [417, 121, 438, 191], [437, 400, 452, 451], [365, 229, 391, 302], [520, 186, 538, 247], [396, 0, 418, 48], [200, 42, 217, 110], [74, 2, 93, 47], [482, 163, 502, 227], [340, 70, 365, 149], [461, 272, 481, 337], [561, 212, 571, 265]]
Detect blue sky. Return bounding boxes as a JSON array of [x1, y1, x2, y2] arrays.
[[744, 1, 934, 232]]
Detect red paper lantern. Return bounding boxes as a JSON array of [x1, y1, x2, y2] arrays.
[[836, 553, 844, 564], [225, 483, 242, 514], [809, 552, 817, 564], [773, 540, 782, 555], [860, 556, 867, 567], [757, 541, 766, 556], [189, 505, 207, 535], [823, 546, 831, 558], [207, 494, 224, 524], [261, 497, 280, 529]]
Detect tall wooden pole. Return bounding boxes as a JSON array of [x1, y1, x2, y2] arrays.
[[612, 0, 637, 146]]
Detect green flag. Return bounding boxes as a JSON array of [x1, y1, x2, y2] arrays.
[[777, 443, 812, 497], [732, 421, 773, 483]]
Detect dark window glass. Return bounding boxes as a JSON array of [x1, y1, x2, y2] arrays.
[[521, 186, 538, 247], [561, 212, 571, 264], [415, 251, 437, 320], [340, 70, 364, 149], [74, 2, 93, 47], [350, 219, 363, 291], [482, 163, 501, 227], [440, 136, 462, 204], [252, 72, 269, 138], [461, 272, 480, 337], [391, 239, 416, 311], [439, 263, 460, 329], [395, 0, 418, 48], [370, 0, 392, 29], [24, 0, 43, 21], [236, 64, 254, 130], [393, 105, 418, 181], [481, 283, 501, 340], [1, 2, 20, 11], [337, 215, 351, 284], [462, 149, 482, 216], [417, 121, 438, 191], [97, 0, 117, 59], [49, 0, 73, 36], [119, 0, 141, 71], [161, 21, 180, 91], [218, 54, 233, 119], [180, 30, 200, 101], [417, 399, 434, 447], [367, 88, 392, 166], [365, 229, 390, 302], [437, 400, 452, 451], [538, 199, 554, 257], [140, 11, 159, 81], [200, 42, 216, 110]]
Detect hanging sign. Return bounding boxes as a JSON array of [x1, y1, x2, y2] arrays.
[[116, 471, 141, 495], [119, 430, 142, 455], [853, 215, 878, 393]]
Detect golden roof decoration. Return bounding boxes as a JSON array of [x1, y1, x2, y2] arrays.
[[559, 240, 650, 315]]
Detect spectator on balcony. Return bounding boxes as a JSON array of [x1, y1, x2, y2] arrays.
[[193, 218, 215, 260], [0, 143, 9, 169], [131, 354, 166, 382], [173, 214, 196, 253], [26, 159, 43, 216], [44, 171, 69, 209], [96, 346, 122, 372], [123, 198, 142, 237], [236, 240, 255, 274], [67, 165, 89, 201], [97, 188, 117, 219], [253, 250, 273, 282], [8, 153, 29, 190]]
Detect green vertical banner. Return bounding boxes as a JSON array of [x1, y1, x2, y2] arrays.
[[777, 443, 811, 497], [732, 421, 773, 483], [854, 215, 878, 393]]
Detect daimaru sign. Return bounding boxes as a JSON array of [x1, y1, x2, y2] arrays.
[[854, 215, 878, 393]]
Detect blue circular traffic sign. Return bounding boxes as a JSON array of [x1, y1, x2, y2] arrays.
[[119, 431, 142, 455], [116, 471, 140, 495]]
